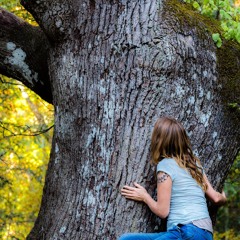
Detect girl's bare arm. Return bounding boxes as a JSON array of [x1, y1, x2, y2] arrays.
[[204, 174, 227, 206], [121, 171, 172, 219]]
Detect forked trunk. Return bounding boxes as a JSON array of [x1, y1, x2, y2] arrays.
[[1, 0, 240, 239]]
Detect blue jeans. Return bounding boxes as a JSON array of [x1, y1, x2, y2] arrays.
[[118, 224, 213, 240]]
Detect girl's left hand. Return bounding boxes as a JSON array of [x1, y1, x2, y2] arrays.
[[121, 182, 149, 202]]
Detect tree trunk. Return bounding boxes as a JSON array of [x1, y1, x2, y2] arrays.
[[1, 0, 240, 239]]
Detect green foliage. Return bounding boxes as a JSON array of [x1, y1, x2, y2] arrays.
[[0, 76, 54, 239], [1, 0, 36, 24], [212, 32, 223, 47], [228, 102, 240, 111], [183, 0, 240, 45], [214, 229, 240, 240], [193, 1, 201, 11], [0, 2, 43, 238], [214, 153, 240, 239]]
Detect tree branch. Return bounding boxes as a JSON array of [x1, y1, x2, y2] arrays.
[[0, 7, 52, 103], [20, 0, 74, 41]]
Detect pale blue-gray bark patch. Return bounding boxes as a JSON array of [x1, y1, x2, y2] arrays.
[[4, 42, 39, 86]]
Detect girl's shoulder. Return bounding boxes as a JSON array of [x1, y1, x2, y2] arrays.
[[156, 158, 179, 178], [158, 158, 177, 166]]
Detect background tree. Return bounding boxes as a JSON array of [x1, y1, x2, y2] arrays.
[[0, 0, 240, 239], [0, 2, 53, 238], [214, 154, 240, 239], [0, 75, 53, 239]]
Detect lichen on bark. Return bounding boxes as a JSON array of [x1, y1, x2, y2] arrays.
[[1, 0, 240, 239]]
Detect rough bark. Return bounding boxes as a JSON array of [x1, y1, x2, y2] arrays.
[[0, 7, 52, 103], [20, 0, 74, 42], [0, 0, 240, 239]]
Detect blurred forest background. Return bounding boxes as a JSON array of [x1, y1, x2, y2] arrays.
[[0, 0, 239, 239]]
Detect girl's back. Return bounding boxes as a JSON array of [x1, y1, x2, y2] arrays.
[[157, 158, 210, 230]]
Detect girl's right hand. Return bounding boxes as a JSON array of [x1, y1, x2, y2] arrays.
[[220, 191, 227, 203], [121, 182, 149, 202]]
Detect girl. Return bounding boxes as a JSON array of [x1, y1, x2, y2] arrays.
[[120, 117, 226, 240]]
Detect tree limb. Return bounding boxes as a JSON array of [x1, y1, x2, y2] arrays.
[[20, 0, 74, 41], [0, 7, 52, 103]]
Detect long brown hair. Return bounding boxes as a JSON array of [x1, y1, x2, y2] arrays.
[[151, 117, 207, 191]]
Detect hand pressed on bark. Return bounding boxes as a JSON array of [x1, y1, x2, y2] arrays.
[[204, 174, 227, 206], [121, 182, 149, 202], [120, 171, 172, 219]]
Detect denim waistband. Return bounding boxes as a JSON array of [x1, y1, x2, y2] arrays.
[[176, 223, 213, 235]]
